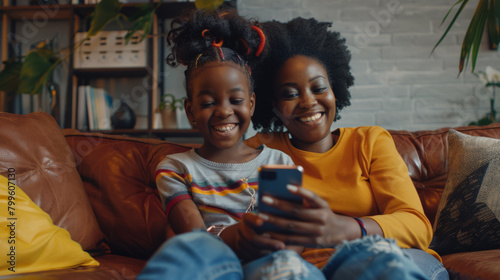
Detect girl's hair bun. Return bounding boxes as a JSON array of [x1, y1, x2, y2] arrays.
[[167, 9, 263, 67]]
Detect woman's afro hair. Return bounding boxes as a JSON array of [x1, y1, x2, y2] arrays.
[[249, 17, 355, 132]]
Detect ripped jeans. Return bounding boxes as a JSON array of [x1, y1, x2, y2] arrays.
[[137, 231, 447, 280]]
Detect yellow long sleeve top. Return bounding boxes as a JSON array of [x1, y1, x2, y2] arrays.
[[246, 126, 440, 267]]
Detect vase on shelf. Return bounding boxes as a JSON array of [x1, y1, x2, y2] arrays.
[[160, 107, 177, 129], [111, 99, 136, 129]]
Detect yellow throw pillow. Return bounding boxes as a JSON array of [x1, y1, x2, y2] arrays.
[[0, 174, 99, 276]]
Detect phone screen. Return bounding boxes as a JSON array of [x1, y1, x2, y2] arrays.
[[257, 165, 303, 233]]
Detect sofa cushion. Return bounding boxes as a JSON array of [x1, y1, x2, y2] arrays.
[[63, 130, 192, 259], [0, 175, 99, 276], [442, 249, 500, 280], [431, 129, 500, 255], [0, 254, 146, 280], [0, 112, 106, 252], [388, 123, 500, 226]]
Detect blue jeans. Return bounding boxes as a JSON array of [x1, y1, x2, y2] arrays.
[[403, 248, 448, 280], [137, 231, 448, 280]]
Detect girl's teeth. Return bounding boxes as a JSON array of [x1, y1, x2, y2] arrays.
[[299, 113, 321, 122], [213, 124, 236, 132]]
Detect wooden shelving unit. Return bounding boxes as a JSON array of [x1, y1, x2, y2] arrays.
[[0, 0, 204, 139], [0, 4, 73, 20], [1, 0, 236, 140]]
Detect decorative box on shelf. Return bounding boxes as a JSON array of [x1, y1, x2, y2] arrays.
[[73, 31, 147, 69]]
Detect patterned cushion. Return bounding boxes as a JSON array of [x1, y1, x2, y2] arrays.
[[431, 129, 500, 255]]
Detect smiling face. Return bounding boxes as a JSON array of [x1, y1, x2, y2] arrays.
[[185, 62, 255, 156], [274, 55, 336, 152]]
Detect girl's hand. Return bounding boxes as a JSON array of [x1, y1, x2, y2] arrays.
[[220, 213, 286, 262], [257, 185, 357, 247]]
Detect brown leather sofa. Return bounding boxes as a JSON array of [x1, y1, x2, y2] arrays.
[[2, 111, 499, 279]]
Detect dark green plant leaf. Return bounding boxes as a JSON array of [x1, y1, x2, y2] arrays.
[[432, 0, 470, 53], [471, 1, 489, 71], [440, 0, 464, 25], [125, 3, 156, 44], [17, 48, 61, 95], [436, 0, 500, 75], [497, 0, 500, 21], [88, 0, 122, 37], [487, 0, 500, 49], [460, 0, 488, 73], [477, 115, 493, 125], [0, 59, 22, 93], [127, 3, 154, 22], [195, 0, 225, 12]]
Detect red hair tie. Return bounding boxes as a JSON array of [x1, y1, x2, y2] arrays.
[[211, 38, 223, 48], [201, 29, 210, 38], [217, 46, 225, 60], [251, 26, 266, 57], [236, 54, 251, 75], [200, 29, 224, 60], [239, 38, 251, 55], [202, 29, 223, 48]]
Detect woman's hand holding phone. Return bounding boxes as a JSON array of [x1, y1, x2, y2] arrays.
[[227, 164, 355, 260], [257, 183, 351, 248]]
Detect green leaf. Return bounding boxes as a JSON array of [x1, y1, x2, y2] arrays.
[[432, 0, 470, 53], [195, 0, 225, 12], [440, 0, 464, 25], [459, 0, 488, 73], [487, 0, 500, 49], [496, 0, 500, 24], [470, 0, 489, 72], [88, 0, 122, 37], [127, 3, 154, 22], [477, 115, 493, 125], [17, 48, 61, 95], [0, 59, 22, 93], [160, 93, 185, 110], [125, 4, 156, 44]]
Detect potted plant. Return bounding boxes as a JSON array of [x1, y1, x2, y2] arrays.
[[158, 93, 185, 129], [0, 37, 62, 117], [0, 0, 158, 120], [0, 0, 226, 109], [469, 66, 500, 125]]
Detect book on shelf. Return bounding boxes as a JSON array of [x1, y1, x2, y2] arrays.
[[86, 85, 96, 130], [94, 87, 113, 130], [76, 85, 88, 130], [77, 85, 113, 131]]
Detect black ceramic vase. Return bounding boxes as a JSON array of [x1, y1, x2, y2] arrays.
[[111, 100, 136, 129]]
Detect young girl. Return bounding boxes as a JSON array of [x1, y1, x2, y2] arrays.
[[138, 10, 319, 280]]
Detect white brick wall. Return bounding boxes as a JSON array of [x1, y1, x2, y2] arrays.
[[238, 0, 500, 132]]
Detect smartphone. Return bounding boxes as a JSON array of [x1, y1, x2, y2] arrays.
[[257, 164, 303, 233]]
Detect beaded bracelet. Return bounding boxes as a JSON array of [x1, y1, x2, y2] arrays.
[[206, 224, 226, 236], [353, 217, 367, 237]]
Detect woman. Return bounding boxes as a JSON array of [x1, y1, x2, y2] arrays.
[[138, 11, 444, 280], [245, 17, 448, 280]]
